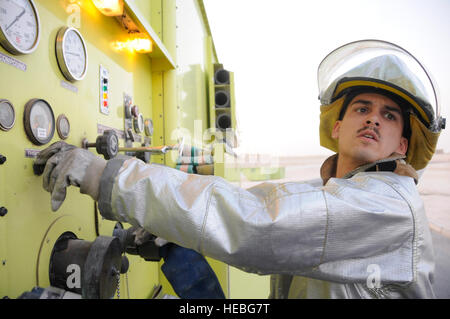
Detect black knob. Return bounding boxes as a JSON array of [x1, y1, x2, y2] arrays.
[[0, 207, 7, 217], [96, 130, 119, 160], [0, 155, 6, 165]]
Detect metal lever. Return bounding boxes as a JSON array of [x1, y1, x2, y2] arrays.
[[82, 130, 184, 160]]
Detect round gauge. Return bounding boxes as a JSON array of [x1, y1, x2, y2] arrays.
[[0, 99, 15, 131], [55, 26, 88, 82], [133, 113, 144, 134], [144, 118, 153, 136], [23, 98, 55, 145], [56, 114, 70, 140], [0, 0, 40, 55]]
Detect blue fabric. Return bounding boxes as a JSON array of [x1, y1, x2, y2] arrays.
[[160, 244, 225, 299]]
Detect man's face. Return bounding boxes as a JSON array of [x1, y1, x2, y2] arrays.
[[332, 92, 408, 165]]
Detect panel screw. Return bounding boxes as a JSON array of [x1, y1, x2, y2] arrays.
[[0, 155, 6, 165]]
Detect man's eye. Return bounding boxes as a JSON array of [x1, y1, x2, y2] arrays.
[[356, 107, 368, 113], [384, 112, 396, 121]]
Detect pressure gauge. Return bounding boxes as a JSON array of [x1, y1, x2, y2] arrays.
[[23, 98, 55, 145], [0, 0, 40, 55], [144, 118, 153, 136], [56, 114, 70, 140], [133, 113, 144, 134], [0, 99, 15, 131], [55, 26, 88, 82]]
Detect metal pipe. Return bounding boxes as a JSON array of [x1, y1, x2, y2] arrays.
[[49, 233, 91, 295], [119, 141, 181, 154], [119, 145, 169, 154]]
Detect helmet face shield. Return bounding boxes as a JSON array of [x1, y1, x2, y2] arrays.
[[318, 40, 444, 131]]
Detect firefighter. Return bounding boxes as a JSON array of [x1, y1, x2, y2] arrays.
[[34, 40, 445, 298]]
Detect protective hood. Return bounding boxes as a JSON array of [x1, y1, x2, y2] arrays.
[[318, 40, 446, 171]]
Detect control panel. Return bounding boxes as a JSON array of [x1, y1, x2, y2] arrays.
[[0, 0, 233, 299]]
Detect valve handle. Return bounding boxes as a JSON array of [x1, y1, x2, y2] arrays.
[[82, 130, 119, 160], [95, 130, 119, 160]]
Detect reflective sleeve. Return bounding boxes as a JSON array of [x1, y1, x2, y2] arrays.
[[98, 157, 417, 284]]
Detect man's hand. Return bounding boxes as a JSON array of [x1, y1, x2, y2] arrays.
[[33, 141, 106, 211]]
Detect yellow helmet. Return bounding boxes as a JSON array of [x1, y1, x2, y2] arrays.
[[318, 40, 446, 171]]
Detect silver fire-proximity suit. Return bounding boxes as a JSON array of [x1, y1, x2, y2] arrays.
[[97, 153, 435, 298]]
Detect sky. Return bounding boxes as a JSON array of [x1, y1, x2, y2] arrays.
[[203, 0, 450, 157]]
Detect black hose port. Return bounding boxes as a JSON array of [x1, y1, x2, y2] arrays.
[[49, 232, 124, 299], [215, 90, 230, 108], [112, 223, 160, 262], [214, 68, 230, 85], [216, 113, 232, 131]]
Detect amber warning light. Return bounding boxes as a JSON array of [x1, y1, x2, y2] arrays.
[[111, 35, 153, 54], [92, 0, 124, 16]]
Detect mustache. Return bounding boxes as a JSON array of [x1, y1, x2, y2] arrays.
[[357, 126, 380, 139]]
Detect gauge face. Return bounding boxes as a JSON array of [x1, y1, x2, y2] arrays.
[[0, 0, 40, 55], [144, 118, 153, 136], [24, 99, 55, 145], [133, 113, 144, 133], [56, 26, 88, 81], [0, 99, 15, 131], [56, 114, 70, 139]]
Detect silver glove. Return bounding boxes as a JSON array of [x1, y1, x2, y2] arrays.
[[33, 141, 106, 211]]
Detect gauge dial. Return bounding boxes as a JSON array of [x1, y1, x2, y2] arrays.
[[56, 114, 70, 140], [56, 26, 88, 81], [133, 113, 144, 134], [0, 99, 15, 131], [144, 118, 153, 136], [0, 0, 40, 55], [23, 98, 55, 145]]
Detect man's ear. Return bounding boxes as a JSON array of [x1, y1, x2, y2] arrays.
[[396, 136, 409, 155], [331, 121, 341, 139]]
